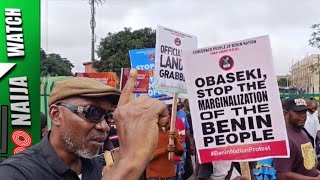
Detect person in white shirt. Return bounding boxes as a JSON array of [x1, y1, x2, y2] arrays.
[[210, 161, 241, 180], [195, 159, 247, 180], [304, 100, 319, 147]]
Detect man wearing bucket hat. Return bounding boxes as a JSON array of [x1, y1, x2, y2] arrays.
[[0, 69, 169, 180], [274, 98, 320, 180]]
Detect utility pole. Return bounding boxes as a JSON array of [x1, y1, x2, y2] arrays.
[[90, 0, 96, 62]]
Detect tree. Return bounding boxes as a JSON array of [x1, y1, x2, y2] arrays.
[[94, 27, 156, 76], [41, 48, 46, 61], [40, 49, 74, 76], [277, 77, 288, 87], [309, 24, 320, 49], [89, 0, 104, 5], [309, 23, 320, 74]]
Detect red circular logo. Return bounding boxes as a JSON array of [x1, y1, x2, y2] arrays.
[[11, 130, 32, 154], [13, 147, 26, 154], [11, 130, 32, 147], [148, 54, 155, 62], [174, 38, 181, 46], [219, 55, 234, 71]]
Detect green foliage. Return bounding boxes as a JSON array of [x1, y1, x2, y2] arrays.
[[94, 27, 156, 76], [40, 49, 74, 76], [89, 0, 105, 5], [310, 23, 320, 49], [41, 48, 46, 61], [277, 78, 288, 87], [309, 24, 320, 74], [309, 63, 319, 74]]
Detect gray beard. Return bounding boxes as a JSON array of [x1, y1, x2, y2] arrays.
[[62, 133, 99, 159]]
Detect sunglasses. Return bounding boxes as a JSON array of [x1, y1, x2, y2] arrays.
[[57, 102, 113, 123]]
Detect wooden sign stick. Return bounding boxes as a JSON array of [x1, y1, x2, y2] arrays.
[[104, 150, 114, 166], [240, 162, 251, 180], [168, 93, 178, 161], [104, 147, 120, 168], [119, 68, 124, 91]]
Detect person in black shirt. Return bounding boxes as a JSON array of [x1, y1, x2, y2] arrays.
[[0, 69, 170, 180], [0, 77, 120, 180]]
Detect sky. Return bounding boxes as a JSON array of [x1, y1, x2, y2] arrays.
[[41, 0, 320, 75]]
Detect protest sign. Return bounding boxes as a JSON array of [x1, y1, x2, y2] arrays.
[[0, 0, 40, 161], [75, 72, 118, 87], [183, 36, 290, 163], [154, 25, 198, 98], [129, 48, 165, 98], [120, 68, 150, 94]]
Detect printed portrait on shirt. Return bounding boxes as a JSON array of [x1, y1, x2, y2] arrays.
[[301, 142, 316, 170]]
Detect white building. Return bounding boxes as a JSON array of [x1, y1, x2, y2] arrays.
[[290, 54, 320, 94]]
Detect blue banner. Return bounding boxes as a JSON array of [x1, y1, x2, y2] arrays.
[[129, 48, 165, 98]]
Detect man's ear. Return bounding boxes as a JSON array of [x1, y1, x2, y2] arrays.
[[49, 104, 62, 126]]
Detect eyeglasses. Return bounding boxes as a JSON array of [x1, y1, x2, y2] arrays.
[[57, 102, 112, 123]]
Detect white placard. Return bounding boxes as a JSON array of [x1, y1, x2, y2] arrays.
[[183, 36, 289, 163], [154, 25, 198, 98]]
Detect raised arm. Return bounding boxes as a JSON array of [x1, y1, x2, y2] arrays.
[[102, 69, 169, 180]]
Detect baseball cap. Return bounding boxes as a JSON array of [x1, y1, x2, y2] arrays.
[[49, 77, 121, 106], [283, 98, 308, 111]]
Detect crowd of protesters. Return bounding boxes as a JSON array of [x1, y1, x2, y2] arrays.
[[104, 97, 319, 180]]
